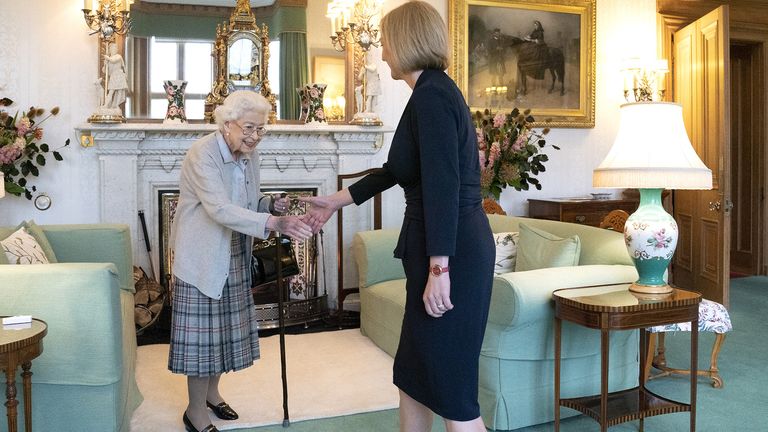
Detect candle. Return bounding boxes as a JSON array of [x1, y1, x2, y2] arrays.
[[83, 0, 92, 10]]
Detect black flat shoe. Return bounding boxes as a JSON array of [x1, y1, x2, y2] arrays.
[[183, 411, 219, 432], [206, 400, 239, 420]]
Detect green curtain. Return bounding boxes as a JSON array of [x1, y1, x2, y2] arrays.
[[279, 32, 308, 120]]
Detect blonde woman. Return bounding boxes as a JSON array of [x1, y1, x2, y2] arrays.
[[302, 2, 494, 431], [169, 91, 311, 432]]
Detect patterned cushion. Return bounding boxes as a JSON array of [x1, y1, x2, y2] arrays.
[[1, 226, 51, 264], [492, 231, 519, 274], [647, 299, 733, 333]]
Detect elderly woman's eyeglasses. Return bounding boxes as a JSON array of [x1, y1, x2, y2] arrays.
[[232, 122, 267, 137]]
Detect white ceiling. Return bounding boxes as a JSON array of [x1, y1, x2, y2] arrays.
[[141, 0, 277, 6]]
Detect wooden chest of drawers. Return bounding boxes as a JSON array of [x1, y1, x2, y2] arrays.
[[527, 198, 638, 227]]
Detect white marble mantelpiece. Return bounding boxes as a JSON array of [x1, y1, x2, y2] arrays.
[[75, 122, 391, 309]]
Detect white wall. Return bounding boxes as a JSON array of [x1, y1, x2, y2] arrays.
[[0, 0, 657, 229]]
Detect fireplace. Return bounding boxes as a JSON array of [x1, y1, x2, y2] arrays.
[[158, 188, 328, 329], [77, 122, 388, 316]]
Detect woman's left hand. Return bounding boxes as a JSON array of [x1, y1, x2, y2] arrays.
[[423, 274, 453, 318]]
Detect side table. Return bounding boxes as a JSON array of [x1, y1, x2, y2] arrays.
[[0, 318, 47, 432], [553, 284, 700, 431]]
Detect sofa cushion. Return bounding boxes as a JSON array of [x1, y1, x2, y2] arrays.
[[515, 223, 580, 271], [493, 231, 519, 274], [0, 220, 59, 265]]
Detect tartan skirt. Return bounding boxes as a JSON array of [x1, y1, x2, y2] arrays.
[[168, 231, 260, 376]]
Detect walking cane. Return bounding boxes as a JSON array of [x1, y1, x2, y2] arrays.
[[276, 234, 290, 427]]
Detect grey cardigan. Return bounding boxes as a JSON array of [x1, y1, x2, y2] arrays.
[[170, 131, 271, 299]]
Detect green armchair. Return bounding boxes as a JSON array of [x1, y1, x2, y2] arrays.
[[352, 215, 640, 430], [0, 224, 142, 432]]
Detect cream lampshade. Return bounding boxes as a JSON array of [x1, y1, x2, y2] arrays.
[[593, 101, 712, 294]]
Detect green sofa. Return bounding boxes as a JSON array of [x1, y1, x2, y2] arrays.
[[352, 215, 640, 431], [0, 224, 142, 432]]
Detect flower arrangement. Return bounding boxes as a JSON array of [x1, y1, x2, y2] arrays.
[[475, 108, 559, 201], [1, 97, 69, 199]]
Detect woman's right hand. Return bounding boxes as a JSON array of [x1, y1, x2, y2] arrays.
[[267, 215, 313, 241], [299, 189, 354, 233]]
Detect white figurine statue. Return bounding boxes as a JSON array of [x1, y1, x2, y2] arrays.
[[351, 52, 383, 125], [358, 60, 381, 113], [103, 42, 128, 109], [89, 42, 129, 123]]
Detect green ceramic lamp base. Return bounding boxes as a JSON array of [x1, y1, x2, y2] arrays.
[[624, 188, 679, 294]]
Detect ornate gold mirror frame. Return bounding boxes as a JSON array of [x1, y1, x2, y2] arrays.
[[205, 0, 277, 123]]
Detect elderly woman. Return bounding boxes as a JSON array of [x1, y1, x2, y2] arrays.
[[169, 90, 312, 432], [302, 2, 494, 431]]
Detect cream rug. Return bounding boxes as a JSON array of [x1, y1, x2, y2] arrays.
[[130, 329, 399, 431]]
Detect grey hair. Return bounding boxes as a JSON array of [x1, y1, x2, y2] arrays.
[[214, 90, 271, 129]]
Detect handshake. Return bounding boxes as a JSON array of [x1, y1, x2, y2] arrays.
[[266, 190, 352, 242]]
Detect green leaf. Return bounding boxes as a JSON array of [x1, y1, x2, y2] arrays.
[[18, 178, 26, 187], [28, 143, 39, 153], [21, 162, 29, 176], [40, 143, 49, 152], [64, 138, 70, 146], [4, 181, 24, 194], [53, 151, 63, 161], [24, 190, 32, 200], [36, 154, 45, 166], [30, 165, 39, 176]]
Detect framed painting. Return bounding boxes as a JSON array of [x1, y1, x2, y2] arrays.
[[449, 0, 596, 128]]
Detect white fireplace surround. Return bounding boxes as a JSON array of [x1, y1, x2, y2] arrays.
[[76, 122, 390, 309]]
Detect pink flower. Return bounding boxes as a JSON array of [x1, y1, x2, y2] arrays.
[[476, 128, 485, 147], [511, 131, 528, 152], [493, 112, 505, 128], [13, 137, 25, 150], [34, 128, 43, 140], [488, 142, 501, 167], [0, 144, 21, 164], [16, 117, 31, 136], [479, 150, 486, 168]]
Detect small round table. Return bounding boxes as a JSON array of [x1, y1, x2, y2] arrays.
[[0, 318, 47, 432]]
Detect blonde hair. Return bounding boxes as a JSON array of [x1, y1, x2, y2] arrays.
[[214, 90, 271, 129], [380, 1, 449, 73]]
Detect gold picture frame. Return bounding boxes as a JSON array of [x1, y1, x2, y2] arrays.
[[158, 190, 180, 290], [449, 0, 595, 128]]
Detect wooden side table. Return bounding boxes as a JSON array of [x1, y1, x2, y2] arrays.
[[553, 285, 701, 431], [528, 198, 638, 227], [0, 318, 47, 432]]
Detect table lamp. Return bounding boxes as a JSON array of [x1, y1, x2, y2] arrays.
[[593, 102, 712, 294]]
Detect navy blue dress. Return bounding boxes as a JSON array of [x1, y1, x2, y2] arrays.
[[349, 68, 494, 421]]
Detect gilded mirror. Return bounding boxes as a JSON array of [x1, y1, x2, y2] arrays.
[[205, 0, 275, 123]]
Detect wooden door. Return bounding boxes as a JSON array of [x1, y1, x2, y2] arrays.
[[730, 42, 764, 275], [671, 6, 732, 306]]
